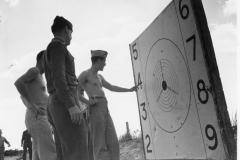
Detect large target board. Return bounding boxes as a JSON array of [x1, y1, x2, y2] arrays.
[[130, 0, 232, 159]]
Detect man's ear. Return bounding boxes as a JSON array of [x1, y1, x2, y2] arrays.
[[96, 59, 101, 64], [63, 26, 68, 34]]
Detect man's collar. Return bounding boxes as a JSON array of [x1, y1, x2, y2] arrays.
[[52, 37, 65, 45]]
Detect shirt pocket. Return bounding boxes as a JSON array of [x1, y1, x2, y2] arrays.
[[65, 51, 76, 74]]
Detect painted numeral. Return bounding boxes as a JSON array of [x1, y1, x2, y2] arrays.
[[140, 102, 147, 120], [138, 72, 142, 89], [197, 79, 209, 104], [205, 124, 218, 150], [132, 43, 138, 60], [186, 34, 196, 61], [145, 135, 152, 153], [179, 0, 189, 20]]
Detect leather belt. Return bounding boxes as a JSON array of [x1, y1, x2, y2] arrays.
[[90, 95, 106, 99]]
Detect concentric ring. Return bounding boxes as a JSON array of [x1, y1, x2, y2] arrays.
[[145, 38, 191, 133], [152, 59, 178, 112]]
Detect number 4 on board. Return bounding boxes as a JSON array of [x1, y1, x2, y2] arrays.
[[137, 72, 142, 89]]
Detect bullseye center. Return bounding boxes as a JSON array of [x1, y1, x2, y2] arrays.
[[162, 81, 167, 90]]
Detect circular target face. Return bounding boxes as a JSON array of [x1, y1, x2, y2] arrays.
[[145, 39, 191, 133]]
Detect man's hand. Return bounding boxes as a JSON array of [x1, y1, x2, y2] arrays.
[[68, 106, 83, 125], [21, 96, 45, 118], [88, 99, 98, 106], [31, 103, 45, 118], [8, 144, 10, 147], [79, 103, 88, 113], [129, 84, 140, 92]]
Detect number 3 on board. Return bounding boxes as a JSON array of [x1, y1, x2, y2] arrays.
[[140, 102, 147, 120]]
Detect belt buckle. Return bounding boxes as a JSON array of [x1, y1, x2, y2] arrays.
[[91, 95, 98, 99]]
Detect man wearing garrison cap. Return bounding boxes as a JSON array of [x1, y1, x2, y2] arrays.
[[90, 50, 108, 57], [43, 16, 97, 160], [78, 50, 139, 160]]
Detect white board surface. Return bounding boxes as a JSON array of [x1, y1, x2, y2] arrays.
[[129, 0, 228, 159]]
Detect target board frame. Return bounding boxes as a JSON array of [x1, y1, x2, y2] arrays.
[[129, 0, 235, 159]]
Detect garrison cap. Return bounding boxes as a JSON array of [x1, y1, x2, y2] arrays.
[[91, 50, 108, 58], [53, 16, 73, 31]]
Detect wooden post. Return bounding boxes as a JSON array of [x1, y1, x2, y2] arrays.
[[126, 122, 132, 141]]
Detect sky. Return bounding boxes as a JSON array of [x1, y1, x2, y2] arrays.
[[0, 0, 237, 150]]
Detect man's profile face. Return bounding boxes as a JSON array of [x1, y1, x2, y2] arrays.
[[98, 59, 106, 71], [65, 27, 72, 46]]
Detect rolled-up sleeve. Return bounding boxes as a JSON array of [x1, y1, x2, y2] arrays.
[[50, 42, 76, 109]]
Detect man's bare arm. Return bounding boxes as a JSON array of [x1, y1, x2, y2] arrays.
[[20, 96, 28, 107], [4, 138, 10, 147], [14, 68, 44, 117], [14, 68, 39, 102], [100, 74, 138, 92]]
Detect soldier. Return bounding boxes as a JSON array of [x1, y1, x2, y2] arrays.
[[43, 16, 96, 159], [21, 129, 32, 160], [78, 50, 138, 160], [14, 51, 56, 160], [0, 129, 10, 160]]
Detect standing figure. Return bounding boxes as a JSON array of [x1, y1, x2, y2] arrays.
[[21, 129, 32, 160], [0, 129, 10, 160], [78, 50, 138, 160], [14, 51, 56, 160], [43, 16, 96, 160]]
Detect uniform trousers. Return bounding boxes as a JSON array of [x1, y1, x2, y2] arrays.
[[0, 147, 4, 160], [47, 88, 88, 160], [89, 97, 119, 160], [23, 141, 32, 160], [25, 109, 56, 160]]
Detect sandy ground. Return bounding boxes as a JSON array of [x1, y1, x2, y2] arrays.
[[4, 156, 22, 160], [4, 140, 144, 160], [4, 152, 30, 160], [120, 140, 144, 160]]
